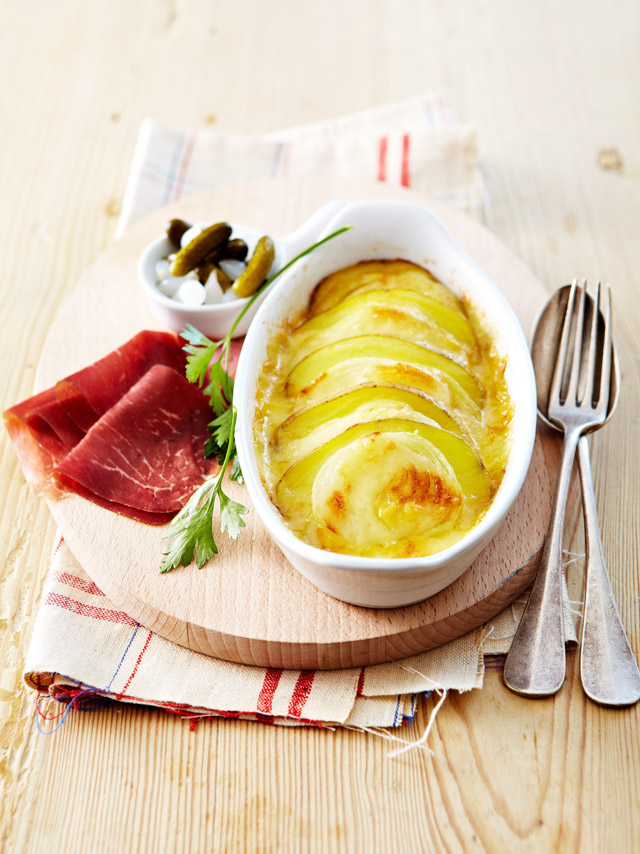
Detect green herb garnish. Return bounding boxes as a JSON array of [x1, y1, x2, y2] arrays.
[[160, 407, 248, 571], [160, 226, 351, 572]]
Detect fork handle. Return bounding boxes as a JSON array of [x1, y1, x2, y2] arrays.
[[504, 428, 580, 697], [578, 436, 640, 706]]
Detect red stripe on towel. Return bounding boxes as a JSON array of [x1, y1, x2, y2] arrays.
[[377, 136, 388, 182], [401, 133, 411, 187], [288, 671, 315, 718], [174, 134, 195, 201], [257, 668, 283, 714], [44, 592, 137, 626], [51, 570, 105, 597], [116, 629, 153, 699]]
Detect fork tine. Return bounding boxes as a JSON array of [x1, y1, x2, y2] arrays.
[[598, 283, 613, 413], [566, 279, 587, 404], [549, 279, 578, 407], [583, 280, 600, 407]]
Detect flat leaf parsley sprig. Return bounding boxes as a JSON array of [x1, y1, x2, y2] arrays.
[[160, 404, 248, 572], [160, 225, 351, 573]]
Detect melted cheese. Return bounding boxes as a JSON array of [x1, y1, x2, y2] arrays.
[[253, 259, 513, 558]]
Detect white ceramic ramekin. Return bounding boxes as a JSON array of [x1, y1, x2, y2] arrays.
[[136, 202, 345, 339], [234, 200, 537, 608]]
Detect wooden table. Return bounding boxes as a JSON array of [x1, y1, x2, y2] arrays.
[[1, 2, 638, 851]]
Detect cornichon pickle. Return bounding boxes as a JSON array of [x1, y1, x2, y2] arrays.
[[214, 265, 233, 291], [195, 261, 232, 290], [221, 238, 249, 262], [232, 236, 275, 298], [195, 260, 216, 284], [166, 218, 192, 247], [170, 222, 232, 277], [204, 237, 249, 266]]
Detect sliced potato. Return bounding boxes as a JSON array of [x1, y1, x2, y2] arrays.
[[273, 383, 473, 467], [275, 418, 491, 556], [312, 434, 464, 553], [287, 360, 483, 425], [309, 259, 459, 316], [277, 418, 489, 507], [277, 384, 465, 443], [295, 288, 476, 350], [286, 335, 485, 406]]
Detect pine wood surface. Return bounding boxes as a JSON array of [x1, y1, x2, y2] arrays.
[[38, 181, 554, 669], [1, 1, 639, 852]]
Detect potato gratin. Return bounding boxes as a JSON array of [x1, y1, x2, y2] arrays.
[[253, 259, 514, 558]]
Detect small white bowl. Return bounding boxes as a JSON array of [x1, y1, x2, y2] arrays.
[[137, 202, 345, 339], [234, 199, 537, 608]]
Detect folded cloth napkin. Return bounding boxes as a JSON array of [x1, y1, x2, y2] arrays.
[[24, 94, 576, 735], [25, 538, 576, 732], [115, 92, 486, 237]]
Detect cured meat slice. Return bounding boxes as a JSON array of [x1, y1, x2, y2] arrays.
[[4, 407, 61, 497], [49, 477, 176, 525], [56, 330, 187, 431], [4, 329, 242, 510], [53, 365, 217, 523], [26, 400, 86, 457], [4, 388, 59, 494], [3, 330, 187, 495]]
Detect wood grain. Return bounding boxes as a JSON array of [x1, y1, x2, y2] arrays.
[[37, 179, 554, 669], [1, 1, 639, 852]]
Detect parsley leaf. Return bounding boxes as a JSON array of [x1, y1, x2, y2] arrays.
[[160, 407, 248, 572], [208, 406, 236, 457], [160, 478, 219, 572], [229, 456, 243, 483], [219, 490, 249, 539], [182, 326, 219, 386]]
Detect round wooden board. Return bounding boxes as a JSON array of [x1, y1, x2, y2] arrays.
[[37, 176, 557, 670]]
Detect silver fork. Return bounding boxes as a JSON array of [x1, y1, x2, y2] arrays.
[[504, 279, 611, 697], [579, 434, 640, 705]]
